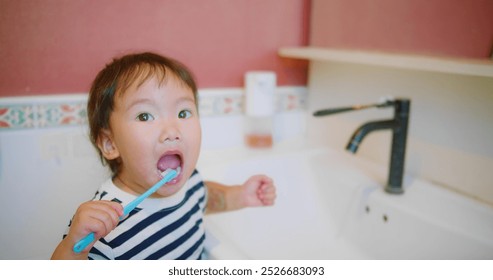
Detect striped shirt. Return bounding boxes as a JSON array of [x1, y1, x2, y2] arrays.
[[68, 170, 207, 260]]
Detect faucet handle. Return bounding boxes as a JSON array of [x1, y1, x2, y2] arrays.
[[313, 97, 394, 117]]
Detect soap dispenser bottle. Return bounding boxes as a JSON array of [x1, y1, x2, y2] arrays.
[[244, 71, 276, 148]]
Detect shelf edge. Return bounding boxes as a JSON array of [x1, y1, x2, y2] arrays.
[[279, 47, 493, 78]]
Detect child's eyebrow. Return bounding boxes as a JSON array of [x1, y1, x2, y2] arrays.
[[124, 96, 196, 111], [125, 97, 154, 110], [176, 96, 196, 105]]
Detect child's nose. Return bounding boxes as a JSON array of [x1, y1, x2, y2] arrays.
[[159, 121, 181, 143]]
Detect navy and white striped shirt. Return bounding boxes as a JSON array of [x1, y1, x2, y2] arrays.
[[70, 170, 207, 260]]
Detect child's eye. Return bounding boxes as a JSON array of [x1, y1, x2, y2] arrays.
[[136, 112, 154, 122], [178, 109, 192, 119]]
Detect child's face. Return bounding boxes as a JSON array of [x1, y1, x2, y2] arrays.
[[99, 74, 201, 197]]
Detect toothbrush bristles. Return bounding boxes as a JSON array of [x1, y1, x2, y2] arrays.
[[161, 167, 181, 177]]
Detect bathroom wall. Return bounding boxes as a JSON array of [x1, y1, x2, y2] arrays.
[[310, 0, 493, 58], [305, 0, 493, 204], [0, 0, 309, 96]]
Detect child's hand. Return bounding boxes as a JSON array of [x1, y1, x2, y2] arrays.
[[204, 176, 276, 214], [241, 175, 276, 207], [52, 200, 123, 259], [66, 200, 123, 253]]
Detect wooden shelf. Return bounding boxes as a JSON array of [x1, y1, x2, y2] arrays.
[[279, 47, 493, 78]]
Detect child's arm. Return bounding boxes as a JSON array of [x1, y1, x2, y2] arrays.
[[205, 175, 276, 214], [51, 200, 123, 260]]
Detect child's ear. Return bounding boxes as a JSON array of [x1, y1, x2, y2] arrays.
[[97, 129, 120, 160]]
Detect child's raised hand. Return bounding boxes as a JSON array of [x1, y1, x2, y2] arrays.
[[241, 175, 276, 207], [204, 176, 276, 214]]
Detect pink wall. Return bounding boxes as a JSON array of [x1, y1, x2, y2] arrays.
[[311, 0, 493, 58], [0, 0, 309, 97]]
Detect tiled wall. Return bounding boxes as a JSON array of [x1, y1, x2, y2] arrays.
[[0, 87, 307, 130]]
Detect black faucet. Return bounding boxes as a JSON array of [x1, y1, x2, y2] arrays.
[[313, 98, 411, 194]]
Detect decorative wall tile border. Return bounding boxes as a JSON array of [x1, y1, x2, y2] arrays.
[[0, 104, 36, 129], [198, 88, 244, 117], [0, 87, 307, 130], [276, 86, 308, 112], [198, 86, 307, 117], [0, 94, 88, 129]]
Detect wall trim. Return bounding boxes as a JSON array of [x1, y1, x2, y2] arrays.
[[0, 87, 307, 130]]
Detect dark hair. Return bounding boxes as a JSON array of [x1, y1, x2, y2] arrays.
[[87, 52, 198, 174]]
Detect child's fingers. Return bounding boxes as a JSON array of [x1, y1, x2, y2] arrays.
[[105, 200, 124, 217], [248, 174, 272, 186], [83, 201, 121, 226], [71, 201, 122, 240], [87, 208, 119, 236], [87, 218, 111, 240], [260, 192, 276, 205], [100, 201, 124, 225], [257, 182, 277, 205]]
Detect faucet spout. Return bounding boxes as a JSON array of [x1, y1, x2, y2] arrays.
[[346, 120, 398, 153]]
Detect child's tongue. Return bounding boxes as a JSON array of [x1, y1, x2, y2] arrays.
[[157, 154, 181, 172]]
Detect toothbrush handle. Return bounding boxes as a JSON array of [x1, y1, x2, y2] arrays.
[[73, 232, 95, 254], [122, 169, 178, 216]]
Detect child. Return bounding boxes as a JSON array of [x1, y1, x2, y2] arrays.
[[51, 52, 276, 260]]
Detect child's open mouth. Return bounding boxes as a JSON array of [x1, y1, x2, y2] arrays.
[[157, 151, 183, 184]]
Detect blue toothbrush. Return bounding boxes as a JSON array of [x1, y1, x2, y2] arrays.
[[72, 168, 179, 253]]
